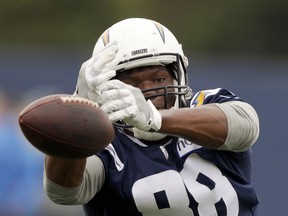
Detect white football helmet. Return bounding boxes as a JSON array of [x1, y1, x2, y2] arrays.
[[92, 18, 193, 140]]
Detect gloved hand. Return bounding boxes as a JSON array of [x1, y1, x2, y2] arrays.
[[97, 80, 162, 132], [74, 41, 118, 99]]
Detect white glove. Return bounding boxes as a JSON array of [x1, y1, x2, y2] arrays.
[[74, 41, 118, 99], [97, 80, 162, 132]]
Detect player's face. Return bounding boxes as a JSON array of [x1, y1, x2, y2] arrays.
[[116, 66, 176, 109]]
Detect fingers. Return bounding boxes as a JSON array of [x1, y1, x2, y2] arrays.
[[92, 40, 119, 56], [97, 80, 128, 92], [89, 70, 116, 88], [99, 88, 130, 102], [90, 45, 118, 72], [96, 81, 139, 122], [108, 106, 139, 122], [100, 92, 138, 122], [90, 41, 119, 72], [85, 52, 116, 80], [85, 41, 119, 88], [87, 90, 100, 102], [100, 89, 134, 112]]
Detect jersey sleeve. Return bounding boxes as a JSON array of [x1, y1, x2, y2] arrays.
[[190, 88, 243, 108], [216, 101, 260, 151]]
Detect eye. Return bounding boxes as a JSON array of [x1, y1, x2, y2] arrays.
[[154, 77, 166, 83]]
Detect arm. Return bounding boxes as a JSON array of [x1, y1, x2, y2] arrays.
[[160, 104, 226, 148], [44, 155, 105, 205], [95, 80, 259, 151], [45, 156, 86, 187], [44, 42, 117, 204], [159, 101, 259, 151]]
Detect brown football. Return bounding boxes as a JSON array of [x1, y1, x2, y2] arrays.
[[18, 94, 114, 158]]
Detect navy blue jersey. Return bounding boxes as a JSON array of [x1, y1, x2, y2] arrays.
[[83, 88, 259, 216]]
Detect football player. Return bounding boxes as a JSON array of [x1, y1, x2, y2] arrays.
[[44, 18, 260, 215]]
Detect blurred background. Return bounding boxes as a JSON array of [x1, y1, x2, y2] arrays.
[[0, 0, 287, 215]]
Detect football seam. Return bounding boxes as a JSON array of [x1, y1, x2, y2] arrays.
[[60, 96, 99, 108]]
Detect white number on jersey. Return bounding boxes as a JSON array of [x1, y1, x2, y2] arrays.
[[131, 153, 239, 216]]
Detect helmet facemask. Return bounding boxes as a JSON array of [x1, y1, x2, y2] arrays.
[[140, 53, 193, 110]]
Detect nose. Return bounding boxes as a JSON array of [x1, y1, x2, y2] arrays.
[[138, 80, 152, 91], [137, 81, 155, 97]]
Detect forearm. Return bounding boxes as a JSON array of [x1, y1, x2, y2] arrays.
[[159, 101, 259, 151], [45, 156, 87, 187], [159, 104, 227, 148], [44, 155, 105, 205]]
